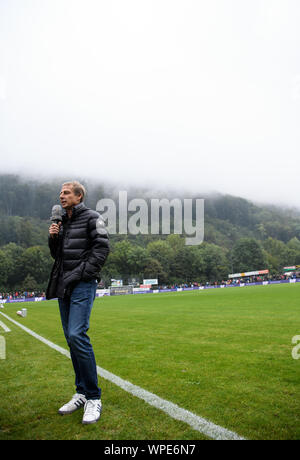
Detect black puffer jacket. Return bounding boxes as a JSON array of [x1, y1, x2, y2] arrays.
[[46, 202, 109, 299]]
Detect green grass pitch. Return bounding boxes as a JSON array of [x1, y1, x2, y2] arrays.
[[1, 283, 300, 440]]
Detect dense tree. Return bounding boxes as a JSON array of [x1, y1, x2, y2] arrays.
[[146, 240, 174, 275], [21, 246, 53, 284], [231, 238, 267, 273], [262, 237, 296, 270], [1, 174, 300, 289], [199, 243, 229, 281], [143, 258, 168, 284], [1, 243, 25, 287], [0, 248, 11, 289], [20, 274, 39, 292]]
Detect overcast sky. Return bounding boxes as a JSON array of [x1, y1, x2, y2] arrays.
[[0, 0, 299, 208]]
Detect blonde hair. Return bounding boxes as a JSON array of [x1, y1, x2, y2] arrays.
[[62, 181, 86, 202]]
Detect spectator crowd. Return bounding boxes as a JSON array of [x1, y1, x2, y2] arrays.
[[158, 272, 299, 291], [1, 272, 299, 300], [0, 290, 45, 301]]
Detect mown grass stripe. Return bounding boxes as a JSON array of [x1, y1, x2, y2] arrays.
[[0, 311, 245, 440]]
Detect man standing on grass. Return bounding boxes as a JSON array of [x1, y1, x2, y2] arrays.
[[46, 181, 109, 424]]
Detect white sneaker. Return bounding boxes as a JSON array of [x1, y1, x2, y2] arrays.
[[58, 393, 86, 415], [82, 399, 102, 424]]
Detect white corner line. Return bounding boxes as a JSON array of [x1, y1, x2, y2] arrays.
[[0, 311, 245, 440], [0, 319, 11, 333]]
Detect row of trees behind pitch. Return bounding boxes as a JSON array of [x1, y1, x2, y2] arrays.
[[1, 234, 300, 292]]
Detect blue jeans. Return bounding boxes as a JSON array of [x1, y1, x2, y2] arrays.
[[58, 280, 101, 400]]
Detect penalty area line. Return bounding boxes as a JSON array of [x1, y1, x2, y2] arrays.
[[0, 311, 245, 440]]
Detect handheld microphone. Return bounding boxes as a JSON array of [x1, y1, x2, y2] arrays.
[[50, 205, 63, 224]]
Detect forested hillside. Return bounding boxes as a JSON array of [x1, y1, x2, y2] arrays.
[[1, 174, 300, 292]]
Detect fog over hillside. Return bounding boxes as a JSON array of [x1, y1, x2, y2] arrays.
[[1, 1, 299, 209]]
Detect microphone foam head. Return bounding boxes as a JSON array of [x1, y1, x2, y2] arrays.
[[51, 204, 63, 222]]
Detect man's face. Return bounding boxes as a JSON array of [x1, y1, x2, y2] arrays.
[[59, 185, 81, 209]]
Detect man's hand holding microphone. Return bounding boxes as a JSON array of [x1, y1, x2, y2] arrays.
[[49, 222, 61, 238], [49, 205, 63, 238]]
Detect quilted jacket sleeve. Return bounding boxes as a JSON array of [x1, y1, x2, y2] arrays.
[[82, 212, 110, 280], [48, 234, 60, 260]]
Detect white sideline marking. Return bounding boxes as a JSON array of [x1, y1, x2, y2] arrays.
[[0, 311, 245, 440], [0, 320, 11, 332]]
